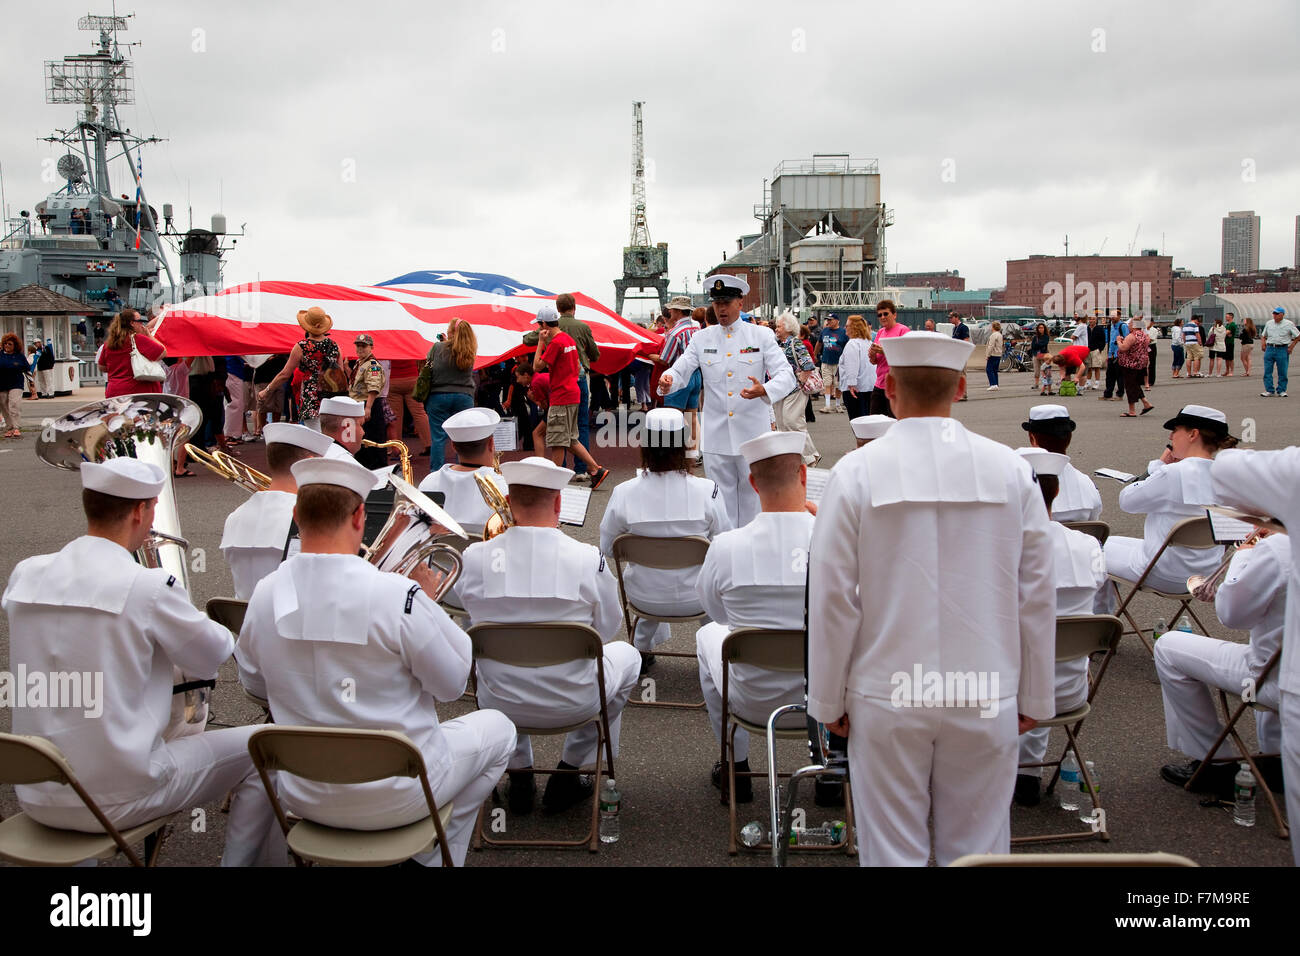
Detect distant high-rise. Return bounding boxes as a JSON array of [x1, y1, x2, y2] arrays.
[[1221, 210, 1260, 274], [1294, 215, 1299, 270]]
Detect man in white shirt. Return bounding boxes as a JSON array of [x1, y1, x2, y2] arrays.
[[319, 395, 367, 458], [657, 273, 796, 528], [3, 458, 283, 866], [220, 422, 333, 599], [1260, 306, 1298, 398], [457, 456, 640, 815], [236, 455, 515, 866], [807, 331, 1056, 866], [1020, 405, 1102, 523], [696, 430, 812, 803]]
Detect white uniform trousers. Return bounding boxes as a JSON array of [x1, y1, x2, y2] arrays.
[[1153, 631, 1280, 758], [1103, 535, 1190, 601], [475, 643, 641, 771], [1018, 657, 1089, 773], [23, 726, 285, 867], [703, 452, 760, 528], [696, 622, 805, 763], [846, 693, 1018, 867], [630, 597, 708, 652], [1281, 691, 1300, 867]]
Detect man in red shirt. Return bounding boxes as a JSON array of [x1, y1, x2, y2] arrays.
[[533, 306, 610, 489], [1050, 343, 1091, 391]]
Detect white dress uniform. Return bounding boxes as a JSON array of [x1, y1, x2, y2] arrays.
[[808, 335, 1056, 867], [599, 469, 732, 650], [457, 524, 641, 771], [221, 490, 298, 600], [696, 509, 814, 763], [3, 534, 282, 866], [237, 552, 514, 866], [1053, 463, 1104, 524], [1103, 457, 1225, 594], [1210, 446, 1300, 865], [661, 313, 796, 528], [418, 466, 504, 532], [1154, 533, 1287, 760]]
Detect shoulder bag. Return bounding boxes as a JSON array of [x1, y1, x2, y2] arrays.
[[129, 334, 166, 383]]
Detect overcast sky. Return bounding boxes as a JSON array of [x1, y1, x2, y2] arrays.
[[3, 0, 1298, 315]]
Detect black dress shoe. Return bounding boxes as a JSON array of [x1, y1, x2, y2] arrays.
[[813, 774, 845, 807], [711, 759, 753, 804], [638, 653, 655, 677], [1255, 756, 1286, 794], [1160, 760, 1236, 797], [541, 763, 594, 814], [1013, 773, 1042, 807], [508, 769, 535, 815]]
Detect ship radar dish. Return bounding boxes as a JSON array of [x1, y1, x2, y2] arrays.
[[57, 154, 86, 184]]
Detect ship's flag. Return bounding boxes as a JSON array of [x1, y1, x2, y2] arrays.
[[132, 155, 143, 251], [154, 270, 663, 372]]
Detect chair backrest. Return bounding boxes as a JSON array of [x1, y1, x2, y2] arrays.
[[0, 732, 73, 787], [721, 628, 805, 673], [1062, 520, 1110, 545], [610, 534, 712, 574], [205, 597, 249, 634], [1055, 614, 1122, 662], [467, 622, 603, 668], [247, 726, 426, 785], [1167, 515, 1218, 549], [950, 851, 1197, 867]]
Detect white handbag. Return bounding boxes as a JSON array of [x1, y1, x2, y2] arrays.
[[129, 333, 166, 382]]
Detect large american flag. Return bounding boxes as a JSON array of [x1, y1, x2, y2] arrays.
[[154, 269, 662, 372]]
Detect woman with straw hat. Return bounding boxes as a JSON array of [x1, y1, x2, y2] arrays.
[[257, 306, 342, 429]]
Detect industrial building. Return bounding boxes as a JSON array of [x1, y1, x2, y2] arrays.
[[1006, 252, 1175, 315]]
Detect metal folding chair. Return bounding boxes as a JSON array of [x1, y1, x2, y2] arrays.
[[466, 622, 615, 852], [0, 732, 174, 867], [247, 726, 455, 866], [609, 533, 712, 709], [433, 530, 483, 623], [1108, 516, 1220, 654], [767, 704, 857, 865], [1013, 614, 1122, 846], [1063, 520, 1110, 545], [206, 596, 269, 717], [1185, 646, 1289, 839]]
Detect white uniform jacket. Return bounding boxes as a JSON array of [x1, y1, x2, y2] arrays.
[[1114, 457, 1224, 583], [236, 553, 471, 819], [220, 489, 297, 601], [456, 525, 623, 714], [3, 536, 234, 809], [697, 511, 815, 632], [1052, 463, 1103, 524], [661, 320, 796, 455], [807, 417, 1057, 722], [599, 470, 732, 608], [418, 465, 506, 533], [1215, 533, 1289, 681]]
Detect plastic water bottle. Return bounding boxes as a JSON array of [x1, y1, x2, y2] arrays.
[[788, 821, 846, 846], [1058, 754, 1081, 811], [1233, 763, 1256, 828], [1078, 760, 1101, 824], [739, 821, 765, 848], [1153, 618, 1167, 642], [598, 778, 621, 843], [1176, 615, 1194, 633]]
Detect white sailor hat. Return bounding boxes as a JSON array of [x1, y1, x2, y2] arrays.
[[319, 396, 365, 418], [290, 456, 376, 501], [444, 407, 501, 443], [499, 455, 573, 491], [850, 414, 895, 441], [643, 407, 686, 446], [263, 422, 335, 456], [1016, 446, 1069, 477], [1021, 404, 1076, 434], [739, 430, 806, 466], [533, 304, 560, 326], [704, 273, 749, 299], [1163, 404, 1230, 438], [80, 458, 166, 499], [880, 330, 973, 371]]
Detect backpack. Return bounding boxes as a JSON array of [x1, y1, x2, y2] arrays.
[[1057, 380, 1078, 396]]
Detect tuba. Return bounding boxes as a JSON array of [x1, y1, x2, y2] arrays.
[[37, 394, 212, 734]]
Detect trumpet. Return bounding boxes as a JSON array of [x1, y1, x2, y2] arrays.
[[1187, 527, 1271, 602], [185, 443, 271, 492]]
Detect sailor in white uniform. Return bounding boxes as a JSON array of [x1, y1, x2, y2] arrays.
[[456, 456, 641, 815], [1020, 405, 1102, 523], [219, 422, 333, 600], [807, 331, 1056, 867], [1103, 405, 1230, 601], [598, 408, 731, 668], [849, 413, 895, 448], [2, 458, 283, 866], [236, 456, 515, 866], [1012, 447, 1107, 807], [695, 430, 812, 802], [1210, 445, 1300, 865], [417, 406, 507, 533], [1154, 531, 1288, 797], [319, 395, 367, 459], [657, 274, 796, 528]]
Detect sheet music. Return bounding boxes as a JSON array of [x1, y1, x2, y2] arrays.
[[1093, 467, 1138, 483], [559, 486, 592, 526], [492, 419, 517, 452], [805, 467, 831, 503], [1207, 509, 1258, 544]]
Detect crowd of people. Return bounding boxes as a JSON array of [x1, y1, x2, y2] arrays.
[[3, 281, 1299, 870]]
